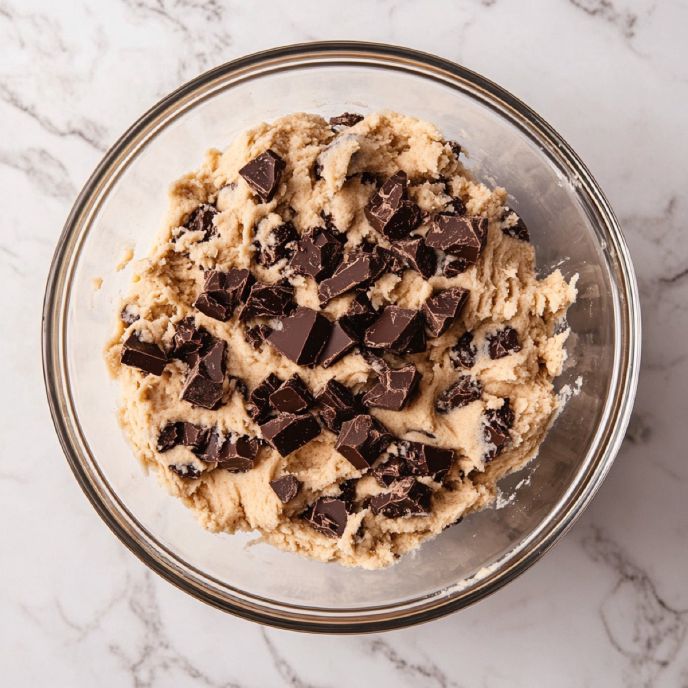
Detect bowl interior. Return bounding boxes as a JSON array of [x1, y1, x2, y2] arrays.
[[60, 58, 622, 615]]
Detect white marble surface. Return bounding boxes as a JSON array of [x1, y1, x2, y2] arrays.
[[1, 0, 686, 685]]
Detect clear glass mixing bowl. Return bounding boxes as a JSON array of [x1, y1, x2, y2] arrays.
[[42, 42, 640, 632]]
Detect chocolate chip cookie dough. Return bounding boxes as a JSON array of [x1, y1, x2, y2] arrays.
[[105, 111, 577, 569]]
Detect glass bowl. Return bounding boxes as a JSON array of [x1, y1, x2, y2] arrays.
[[42, 42, 640, 632]]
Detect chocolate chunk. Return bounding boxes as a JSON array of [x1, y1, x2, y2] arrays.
[[422, 288, 469, 337], [363, 307, 426, 355], [335, 414, 392, 470], [168, 463, 201, 480], [435, 375, 482, 413], [268, 307, 332, 366], [229, 376, 249, 400], [120, 305, 139, 326], [318, 249, 385, 305], [446, 197, 466, 216], [425, 215, 488, 267], [369, 477, 432, 517], [260, 413, 321, 456], [195, 268, 255, 321], [194, 290, 233, 321], [371, 455, 409, 487], [391, 237, 436, 279], [181, 204, 217, 240], [364, 171, 422, 240], [450, 331, 476, 368], [304, 497, 348, 538], [178, 422, 209, 450], [339, 291, 378, 339], [483, 399, 515, 459], [181, 339, 226, 409], [360, 171, 381, 186], [443, 257, 470, 277], [256, 221, 298, 266], [246, 373, 282, 423], [289, 227, 343, 282], [488, 326, 521, 359], [502, 208, 530, 242], [319, 322, 357, 368], [315, 379, 359, 432], [245, 324, 272, 350], [157, 423, 180, 452], [216, 435, 260, 472], [270, 475, 301, 503], [329, 112, 364, 127], [121, 334, 167, 375], [338, 478, 358, 504], [239, 149, 285, 203], [399, 441, 454, 481], [170, 318, 213, 366], [243, 281, 295, 319], [269, 374, 314, 414], [362, 364, 420, 411]]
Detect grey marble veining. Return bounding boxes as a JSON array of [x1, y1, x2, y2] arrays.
[[1, 0, 687, 686]]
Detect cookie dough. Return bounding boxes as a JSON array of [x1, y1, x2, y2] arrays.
[[105, 111, 576, 569]]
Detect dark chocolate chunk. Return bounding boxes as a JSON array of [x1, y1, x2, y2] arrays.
[[369, 477, 432, 518], [216, 435, 260, 472], [269, 374, 314, 414], [319, 322, 357, 368], [243, 281, 295, 319], [425, 215, 488, 267], [329, 112, 364, 127], [338, 478, 358, 504], [364, 171, 422, 240], [443, 257, 470, 277], [256, 221, 298, 266], [501, 208, 530, 242], [268, 307, 332, 366], [181, 204, 217, 240], [168, 463, 201, 480], [157, 423, 180, 452], [360, 171, 381, 186], [181, 339, 226, 409], [315, 379, 359, 432], [289, 227, 343, 282], [372, 245, 406, 275], [446, 196, 466, 216], [246, 373, 282, 423], [318, 249, 385, 305], [239, 149, 285, 203], [399, 441, 454, 481], [229, 376, 249, 400], [391, 236, 437, 279], [450, 331, 477, 368], [487, 326, 521, 359], [483, 399, 515, 459], [371, 455, 409, 487], [195, 268, 255, 321], [194, 290, 234, 321], [335, 414, 392, 470], [270, 474, 301, 503], [170, 318, 213, 366], [121, 334, 167, 375], [304, 497, 348, 538], [339, 291, 378, 339], [120, 305, 139, 326], [435, 375, 482, 413], [422, 288, 469, 337], [245, 324, 272, 350], [260, 413, 321, 456], [178, 422, 209, 450], [363, 307, 426, 354], [362, 364, 420, 411]]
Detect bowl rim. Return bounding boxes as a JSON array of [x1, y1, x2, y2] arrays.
[[42, 40, 641, 633]]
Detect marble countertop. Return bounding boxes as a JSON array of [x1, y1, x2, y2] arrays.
[[2, 1, 686, 685]]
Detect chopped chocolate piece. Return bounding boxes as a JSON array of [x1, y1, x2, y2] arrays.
[[483, 399, 515, 459], [181, 204, 217, 240], [243, 281, 295, 319], [329, 112, 364, 127], [447, 140, 462, 159], [256, 221, 298, 266], [121, 334, 167, 376], [304, 497, 348, 538], [435, 375, 482, 413], [289, 227, 343, 282], [318, 250, 385, 305], [362, 363, 420, 411], [339, 291, 378, 339], [216, 435, 260, 472], [315, 379, 359, 432], [194, 429, 222, 462], [371, 455, 409, 487], [369, 477, 432, 517], [360, 171, 381, 186], [215, 268, 256, 303], [422, 287, 469, 337], [194, 290, 233, 321], [443, 257, 470, 277], [450, 331, 477, 368], [391, 236, 437, 279], [425, 215, 488, 267], [246, 373, 282, 423], [268, 307, 332, 366], [446, 197, 466, 216], [157, 423, 179, 452], [502, 208, 530, 242], [260, 413, 321, 457], [487, 326, 521, 359], [364, 171, 422, 240], [270, 475, 301, 503], [168, 463, 201, 480], [269, 374, 314, 414], [363, 307, 425, 355], [335, 414, 392, 470], [338, 478, 358, 504], [373, 245, 406, 275], [178, 422, 208, 450], [181, 339, 226, 409], [170, 318, 212, 365], [120, 305, 139, 326], [399, 441, 454, 480], [239, 149, 285, 203], [245, 324, 272, 349], [403, 324, 427, 354], [319, 322, 357, 368]]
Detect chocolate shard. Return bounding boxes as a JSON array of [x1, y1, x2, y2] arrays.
[[369, 477, 432, 517], [372, 244, 407, 275], [488, 326, 522, 359], [399, 440, 454, 481], [268, 307, 332, 366], [170, 318, 214, 366], [443, 257, 470, 277], [269, 374, 314, 414], [180, 204, 217, 240], [304, 497, 348, 538], [501, 208, 530, 242], [242, 281, 295, 319], [194, 290, 233, 321], [435, 375, 482, 413], [362, 363, 421, 411], [121, 334, 168, 375], [315, 379, 359, 432], [245, 324, 272, 350], [181, 339, 227, 409], [168, 463, 201, 480], [329, 112, 364, 127], [483, 399, 515, 460], [270, 474, 302, 503], [216, 435, 260, 472], [422, 287, 469, 337], [195, 268, 256, 321], [178, 422, 209, 450], [256, 221, 298, 266], [246, 373, 283, 423], [425, 215, 488, 267], [371, 455, 410, 487], [364, 171, 422, 240], [449, 331, 477, 369], [260, 413, 321, 457], [338, 478, 358, 505], [317, 249, 385, 305], [363, 306, 426, 355], [391, 236, 437, 279], [335, 414, 392, 470], [289, 227, 344, 282], [319, 321, 357, 368], [157, 423, 180, 452], [339, 291, 378, 340], [239, 149, 285, 203]]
